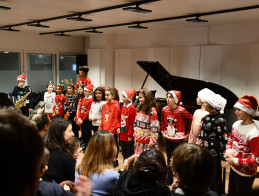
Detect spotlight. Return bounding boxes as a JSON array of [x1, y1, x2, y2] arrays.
[[186, 16, 208, 23], [0, 27, 20, 32], [128, 23, 148, 29], [67, 15, 92, 22], [27, 22, 50, 28], [85, 29, 103, 33], [0, 6, 11, 11], [122, 4, 152, 13], [55, 32, 70, 36]]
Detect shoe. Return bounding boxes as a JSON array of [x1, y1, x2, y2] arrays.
[[113, 160, 119, 168]]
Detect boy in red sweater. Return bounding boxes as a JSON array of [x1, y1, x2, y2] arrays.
[[52, 81, 65, 118], [160, 90, 193, 185], [225, 95, 259, 196], [120, 89, 137, 162], [77, 84, 93, 151], [75, 65, 92, 89]]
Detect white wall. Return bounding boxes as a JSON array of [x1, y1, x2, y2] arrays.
[[88, 21, 259, 100]]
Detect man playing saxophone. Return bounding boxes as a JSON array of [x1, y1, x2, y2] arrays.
[[12, 74, 33, 116]]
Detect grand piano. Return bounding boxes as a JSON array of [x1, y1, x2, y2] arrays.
[[136, 61, 238, 127]]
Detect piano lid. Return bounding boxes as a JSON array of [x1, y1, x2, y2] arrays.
[[137, 61, 238, 107]]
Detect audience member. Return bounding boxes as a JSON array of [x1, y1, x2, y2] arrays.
[[32, 113, 51, 138]]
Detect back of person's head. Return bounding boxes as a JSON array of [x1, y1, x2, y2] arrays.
[[45, 118, 71, 154], [32, 113, 50, 133], [40, 147, 50, 171], [0, 110, 44, 196], [78, 130, 117, 177], [131, 149, 167, 186], [172, 143, 216, 196]]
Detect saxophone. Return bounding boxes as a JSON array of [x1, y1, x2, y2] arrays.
[[15, 90, 31, 109]]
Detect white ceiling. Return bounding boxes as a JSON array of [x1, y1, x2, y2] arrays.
[[1, 0, 259, 36]]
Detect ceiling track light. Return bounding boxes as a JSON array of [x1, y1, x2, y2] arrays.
[[55, 32, 70, 36], [67, 15, 92, 22], [122, 4, 152, 13], [27, 22, 50, 28], [186, 16, 208, 23], [0, 6, 11, 11], [85, 28, 103, 33], [0, 27, 20, 32], [128, 23, 148, 29]]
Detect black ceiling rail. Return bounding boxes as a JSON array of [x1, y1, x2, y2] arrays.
[[39, 4, 259, 35], [0, 0, 159, 29]]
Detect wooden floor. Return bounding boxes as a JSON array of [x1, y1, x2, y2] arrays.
[[115, 136, 259, 195]]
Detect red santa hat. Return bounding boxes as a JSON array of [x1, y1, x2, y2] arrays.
[[167, 90, 182, 105], [84, 84, 93, 92], [122, 89, 136, 102], [17, 74, 26, 81], [234, 95, 259, 117]]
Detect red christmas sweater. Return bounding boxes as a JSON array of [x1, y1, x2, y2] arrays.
[[99, 100, 121, 134], [161, 105, 193, 142], [75, 77, 92, 89], [120, 103, 137, 142], [53, 94, 65, 116], [226, 120, 259, 176], [78, 96, 93, 122]]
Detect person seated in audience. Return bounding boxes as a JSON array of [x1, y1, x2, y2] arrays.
[[32, 113, 51, 138], [0, 109, 92, 196], [0, 109, 44, 196], [68, 137, 82, 161], [0, 92, 21, 113], [170, 143, 218, 196], [76, 130, 119, 196], [37, 147, 75, 196], [43, 118, 75, 183], [114, 148, 171, 196]]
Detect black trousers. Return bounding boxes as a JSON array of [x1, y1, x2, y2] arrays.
[[114, 134, 119, 158], [210, 157, 223, 196], [166, 140, 182, 185], [68, 113, 79, 138], [121, 141, 134, 160], [81, 120, 92, 149], [228, 168, 256, 196]]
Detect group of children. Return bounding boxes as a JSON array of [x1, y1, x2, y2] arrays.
[[10, 66, 259, 196]]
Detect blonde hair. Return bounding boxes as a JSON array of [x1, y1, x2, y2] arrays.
[[76, 130, 117, 177]]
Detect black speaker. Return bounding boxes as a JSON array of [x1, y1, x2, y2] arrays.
[[76, 55, 87, 74]]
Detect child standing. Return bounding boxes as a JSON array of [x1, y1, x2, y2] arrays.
[[99, 87, 121, 167], [225, 95, 259, 196], [120, 89, 137, 161], [64, 82, 78, 137], [160, 90, 193, 185], [44, 81, 56, 121], [134, 89, 160, 156], [52, 81, 65, 118], [75, 65, 92, 89], [188, 88, 214, 143], [77, 84, 93, 151], [89, 87, 106, 133], [198, 93, 228, 196]]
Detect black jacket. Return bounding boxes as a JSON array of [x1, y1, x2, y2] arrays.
[[43, 144, 75, 184], [113, 171, 171, 196]]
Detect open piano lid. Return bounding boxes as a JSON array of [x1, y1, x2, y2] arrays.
[[137, 61, 238, 108]]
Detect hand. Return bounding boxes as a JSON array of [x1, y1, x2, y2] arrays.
[[148, 142, 155, 148], [67, 112, 70, 117], [60, 180, 76, 193], [122, 159, 129, 172], [183, 134, 189, 141], [75, 175, 92, 196], [225, 151, 235, 157], [196, 139, 203, 146], [171, 179, 179, 191], [226, 155, 235, 166], [91, 117, 97, 122], [37, 107, 44, 114], [221, 160, 228, 168], [77, 118, 83, 125], [128, 137, 133, 142], [63, 184, 70, 191], [117, 128, 120, 134], [29, 108, 33, 113]]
